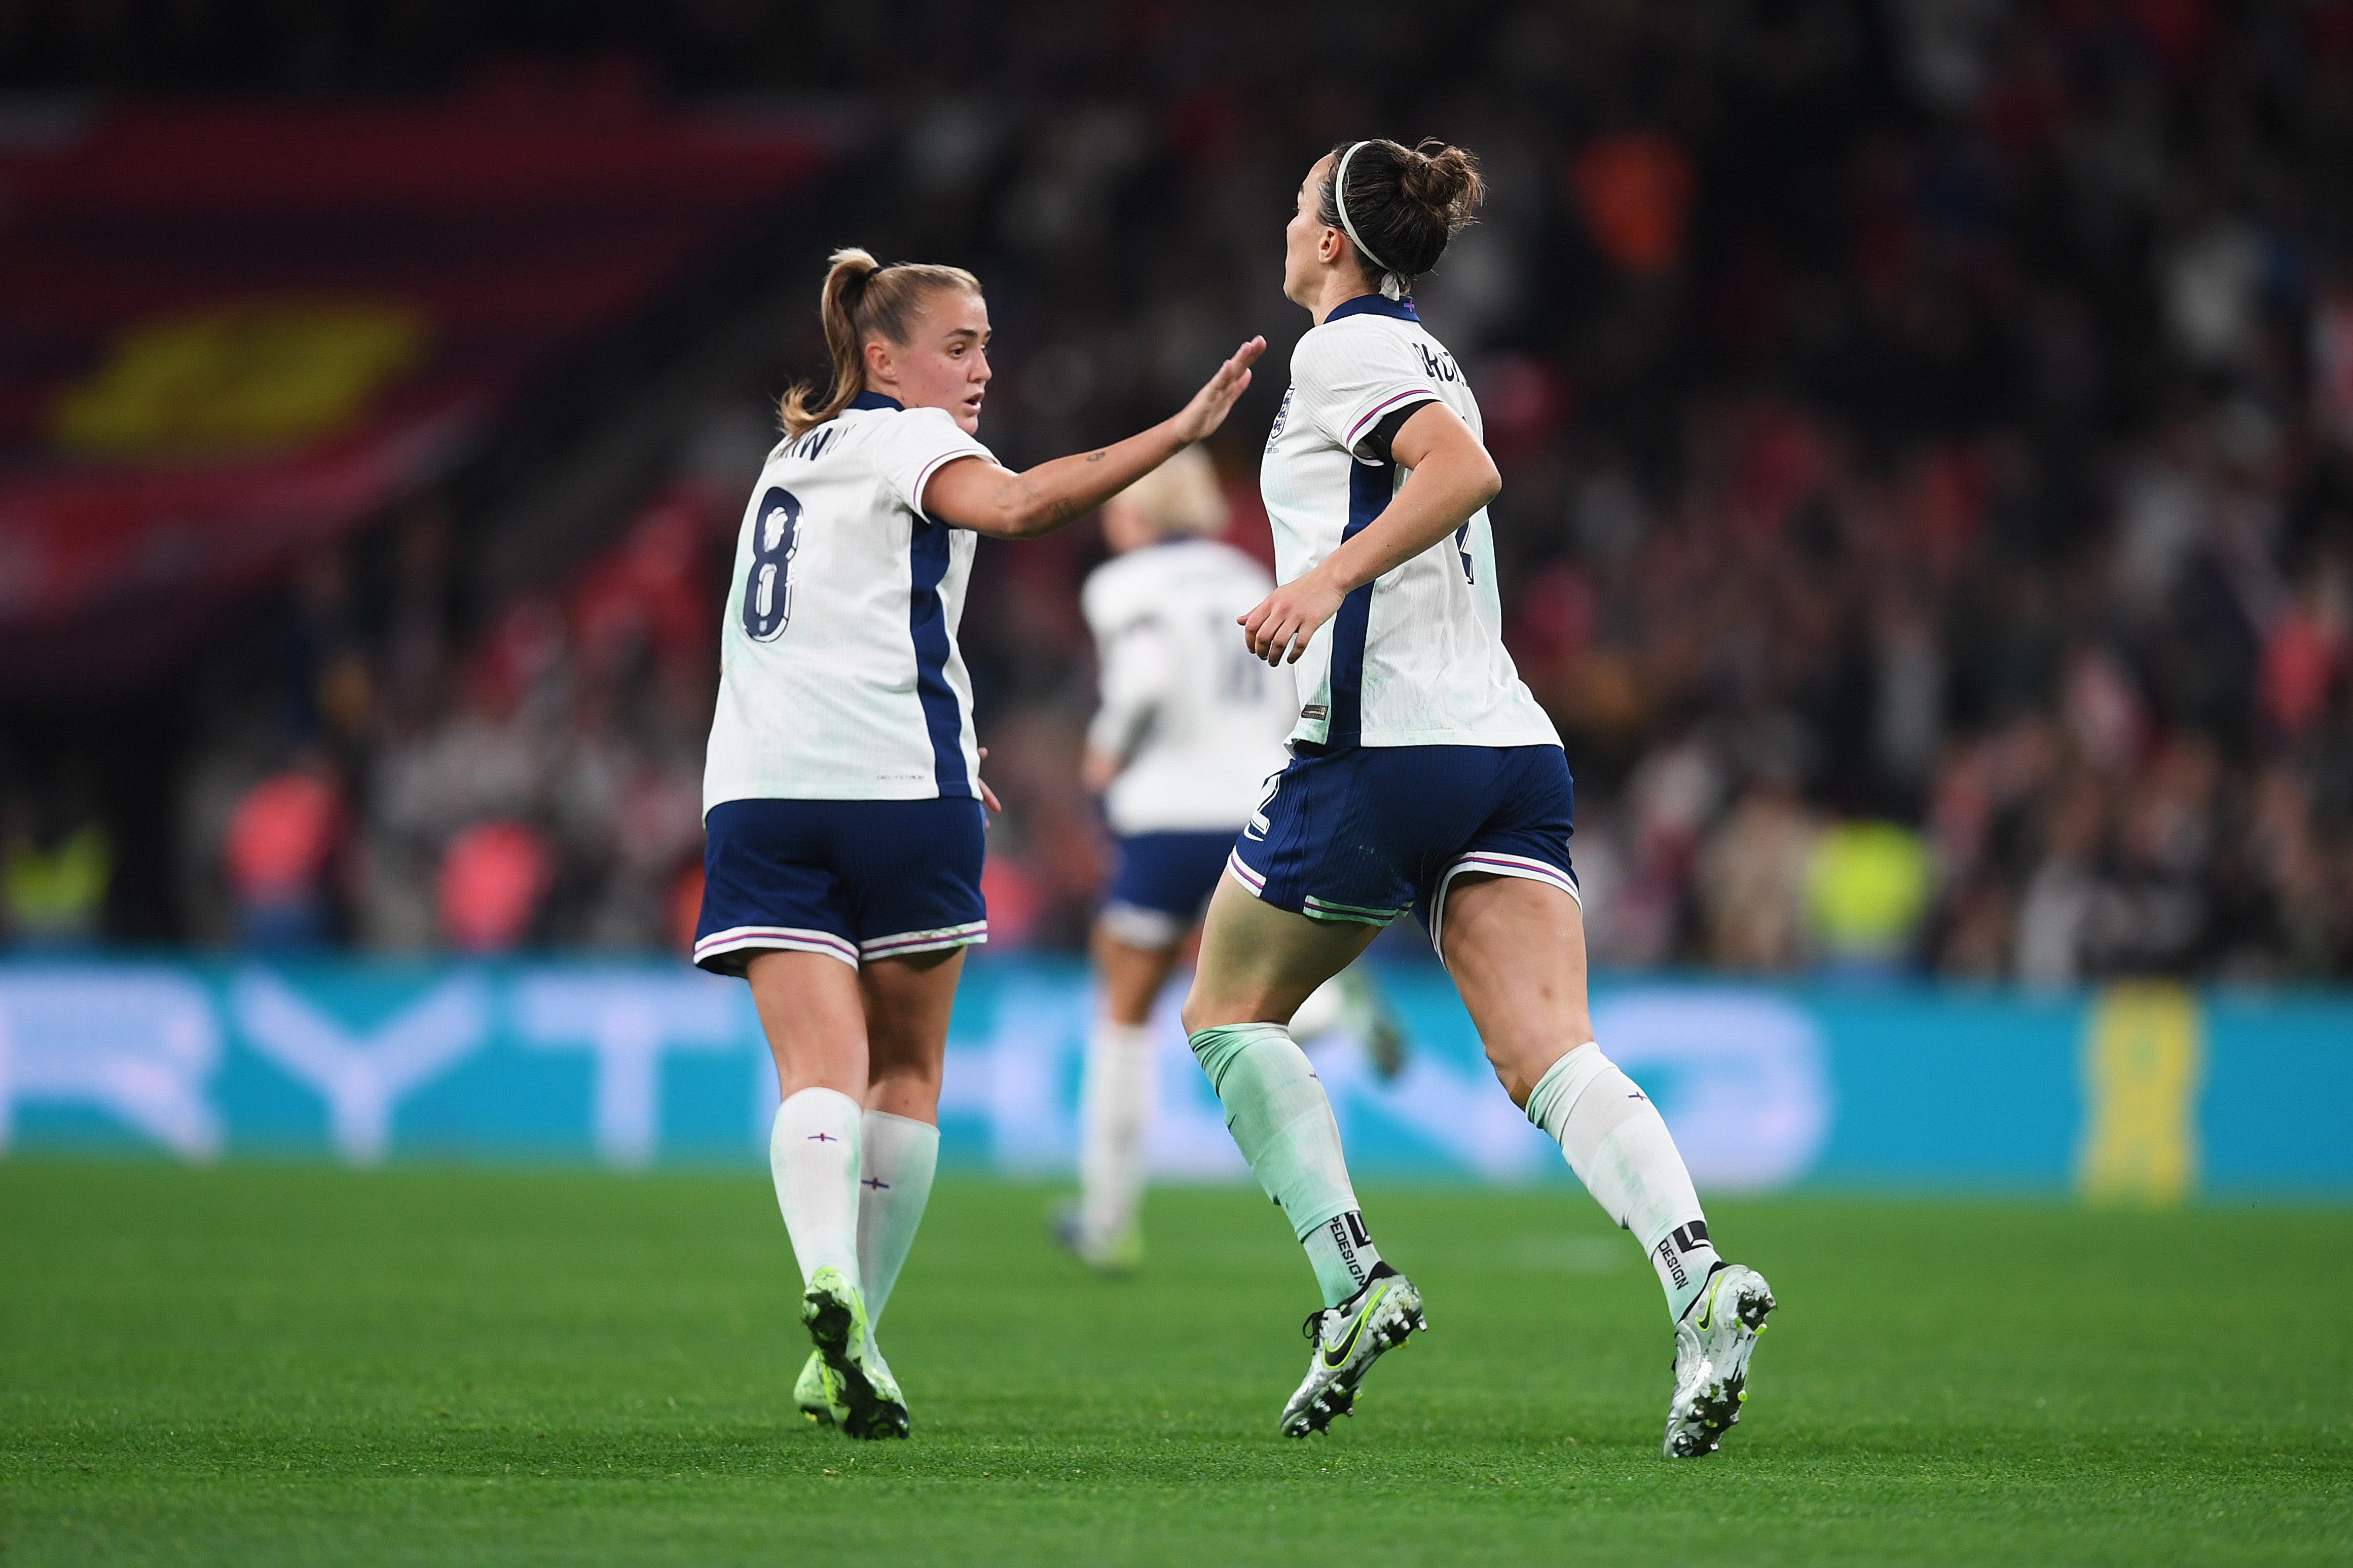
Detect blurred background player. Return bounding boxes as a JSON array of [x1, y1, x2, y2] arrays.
[[1181, 139, 1773, 1456], [694, 246, 1262, 1439], [1056, 449, 1407, 1273]]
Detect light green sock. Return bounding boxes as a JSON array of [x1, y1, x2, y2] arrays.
[[1190, 1021, 1371, 1305]]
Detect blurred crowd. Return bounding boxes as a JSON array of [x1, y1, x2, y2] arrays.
[[7, 1, 2353, 980], [162, 413, 772, 955]]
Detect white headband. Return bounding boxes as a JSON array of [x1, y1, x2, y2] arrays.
[[1333, 140, 1406, 300]]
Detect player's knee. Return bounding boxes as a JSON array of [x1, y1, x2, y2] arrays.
[[866, 1051, 941, 1096], [1486, 1058, 1538, 1110], [1178, 976, 1253, 1036], [1483, 1036, 1568, 1110]]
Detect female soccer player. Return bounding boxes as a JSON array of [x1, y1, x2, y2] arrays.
[[1179, 141, 1775, 1457], [1057, 449, 1407, 1273], [695, 247, 1262, 1439]]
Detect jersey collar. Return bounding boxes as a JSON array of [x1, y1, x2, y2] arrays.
[[1325, 293, 1419, 324], [850, 390, 904, 411]]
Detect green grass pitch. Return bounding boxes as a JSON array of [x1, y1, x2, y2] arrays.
[[2, 1162, 2347, 1565]]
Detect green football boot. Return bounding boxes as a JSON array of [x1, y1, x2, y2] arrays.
[[801, 1267, 908, 1440], [794, 1350, 846, 1427]]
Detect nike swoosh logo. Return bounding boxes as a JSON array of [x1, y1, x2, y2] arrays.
[[1320, 1283, 1389, 1369], [1696, 1274, 1722, 1332]]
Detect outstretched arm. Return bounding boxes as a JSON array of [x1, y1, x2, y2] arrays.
[[1237, 401, 1499, 666], [924, 338, 1266, 539]]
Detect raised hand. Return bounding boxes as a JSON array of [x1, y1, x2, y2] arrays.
[[1171, 337, 1267, 444]]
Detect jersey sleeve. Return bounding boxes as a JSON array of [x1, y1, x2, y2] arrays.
[[1082, 566, 1174, 762], [871, 407, 995, 517], [1291, 325, 1446, 464]]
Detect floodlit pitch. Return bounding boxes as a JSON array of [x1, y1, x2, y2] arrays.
[[2, 1163, 2346, 1565]]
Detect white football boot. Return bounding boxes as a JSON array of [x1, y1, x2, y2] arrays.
[[1663, 1263, 1776, 1458], [801, 1266, 909, 1440], [1279, 1265, 1427, 1437]]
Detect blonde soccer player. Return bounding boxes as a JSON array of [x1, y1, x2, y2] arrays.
[[1179, 141, 1776, 1454], [694, 248, 1261, 1438], [1057, 449, 1407, 1273]]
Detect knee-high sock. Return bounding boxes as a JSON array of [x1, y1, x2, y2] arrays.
[[771, 1088, 863, 1293], [1190, 1022, 1382, 1306], [1078, 1020, 1155, 1245], [856, 1109, 938, 1349], [1526, 1042, 1721, 1322]]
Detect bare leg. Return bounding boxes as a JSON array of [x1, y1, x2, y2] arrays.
[[1180, 874, 1380, 1033], [748, 949, 871, 1100], [1433, 873, 1593, 1105], [859, 947, 964, 1124], [1093, 920, 1181, 1027], [747, 945, 964, 1438], [744, 947, 875, 1402], [1438, 873, 1729, 1328], [849, 947, 961, 1342]]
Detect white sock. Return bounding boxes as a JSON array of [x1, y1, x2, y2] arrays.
[[1300, 1209, 1384, 1304], [857, 1108, 939, 1341], [1525, 1043, 1722, 1322], [770, 1088, 863, 1292], [1189, 1021, 1370, 1306], [1078, 1020, 1155, 1245]]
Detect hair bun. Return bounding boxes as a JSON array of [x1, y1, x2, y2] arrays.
[[1398, 141, 1482, 235], [1318, 137, 1483, 287]]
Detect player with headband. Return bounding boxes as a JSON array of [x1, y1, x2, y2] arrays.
[[1179, 140, 1777, 1455]]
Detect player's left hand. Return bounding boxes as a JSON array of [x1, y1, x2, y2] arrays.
[[1239, 567, 1345, 666], [976, 746, 1004, 817]]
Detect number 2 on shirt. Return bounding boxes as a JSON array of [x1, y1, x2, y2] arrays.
[[742, 487, 803, 642]]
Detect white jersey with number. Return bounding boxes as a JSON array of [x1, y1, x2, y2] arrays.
[[704, 392, 991, 812], [1258, 295, 1559, 751], [1082, 537, 1295, 835]]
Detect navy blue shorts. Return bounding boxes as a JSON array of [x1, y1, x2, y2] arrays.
[[1100, 829, 1236, 948], [1225, 743, 1578, 957], [693, 797, 987, 975]]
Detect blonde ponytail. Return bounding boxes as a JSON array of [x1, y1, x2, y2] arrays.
[[779, 248, 983, 438]]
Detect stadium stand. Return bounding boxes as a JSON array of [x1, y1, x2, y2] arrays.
[[3, 1, 2350, 979]]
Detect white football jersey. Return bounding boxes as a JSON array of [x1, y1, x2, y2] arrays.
[[1259, 296, 1559, 751], [704, 392, 991, 812], [1082, 537, 1295, 834]]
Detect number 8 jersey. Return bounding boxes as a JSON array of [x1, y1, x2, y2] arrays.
[[1258, 295, 1558, 752], [703, 390, 994, 812]]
